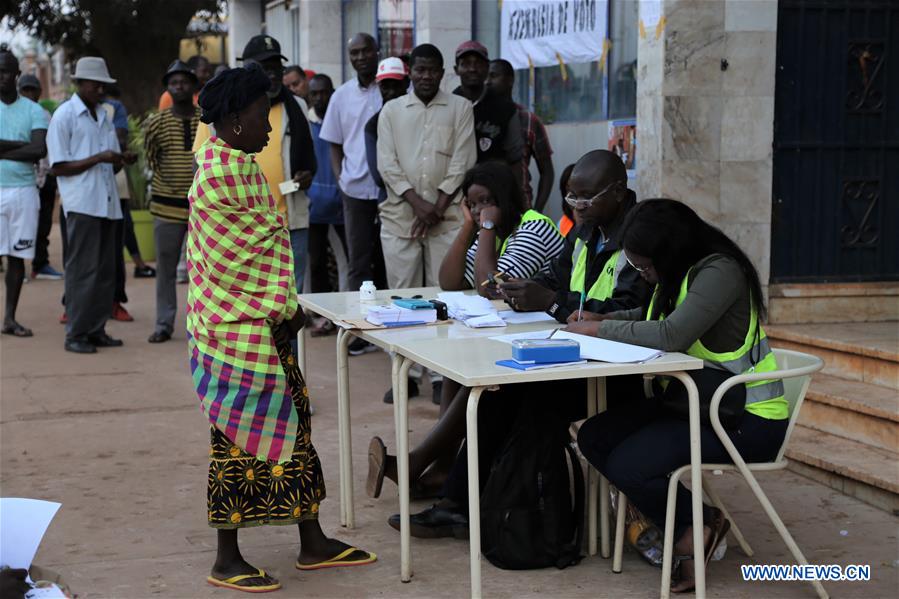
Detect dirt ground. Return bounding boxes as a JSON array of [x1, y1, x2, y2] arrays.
[[1, 239, 897, 598]]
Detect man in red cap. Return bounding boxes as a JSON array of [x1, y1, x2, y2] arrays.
[[452, 40, 522, 173]]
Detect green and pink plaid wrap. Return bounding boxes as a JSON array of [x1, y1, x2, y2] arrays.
[[186, 136, 299, 464]]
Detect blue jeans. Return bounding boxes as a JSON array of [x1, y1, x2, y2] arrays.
[[289, 228, 308, 360]]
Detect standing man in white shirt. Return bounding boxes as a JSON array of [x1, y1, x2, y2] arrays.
[[47, 57, 134, 354], [319, 32, 384, 355]]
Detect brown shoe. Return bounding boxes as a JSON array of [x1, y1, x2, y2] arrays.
[[111, 302, 134, 322]]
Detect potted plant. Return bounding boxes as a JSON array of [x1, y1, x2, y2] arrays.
[[124, 112, 155, 261]]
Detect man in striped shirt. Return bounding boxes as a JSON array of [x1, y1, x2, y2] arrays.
[[144, 60, 200, 343]]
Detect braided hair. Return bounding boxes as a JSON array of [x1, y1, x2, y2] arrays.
[[197, 63, 270, 125]]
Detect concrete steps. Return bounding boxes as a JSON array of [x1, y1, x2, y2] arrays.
[[767, 322, 899, 513], [768, 282, 899, 324]]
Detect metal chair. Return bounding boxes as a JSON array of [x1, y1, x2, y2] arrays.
[[610, 349, 827, 599]]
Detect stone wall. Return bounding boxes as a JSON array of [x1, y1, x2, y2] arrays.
[[637, 0, 778, 288]]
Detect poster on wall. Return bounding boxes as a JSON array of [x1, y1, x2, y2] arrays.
[[608, 118, 636, 181], [500, 0, 609, 70]]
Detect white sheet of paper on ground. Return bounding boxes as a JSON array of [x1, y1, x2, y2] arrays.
[[464, 313, 507, 328], [0, 498, 62, 571], [498, 310, 557, 324], [550, 330, 664, 363], [489, 329, 557, 344], [25, 585, 67, 599], [437, 292, 496, 319]]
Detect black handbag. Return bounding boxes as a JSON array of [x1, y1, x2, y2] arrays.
[[658, 367, 747, 430]]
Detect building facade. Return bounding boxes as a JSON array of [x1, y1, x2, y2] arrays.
[[228, 0, 898, 304]]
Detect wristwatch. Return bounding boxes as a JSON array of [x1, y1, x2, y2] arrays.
[[481, 220, 496, 231]]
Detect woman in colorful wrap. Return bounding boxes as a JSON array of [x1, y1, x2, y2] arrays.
[[569, 199, 787, 593], [187, 65, 375, 593]]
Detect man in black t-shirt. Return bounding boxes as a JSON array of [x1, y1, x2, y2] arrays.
[[451, 41, 522, 173]]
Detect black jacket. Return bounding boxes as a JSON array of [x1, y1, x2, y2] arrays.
[[532, 190, 650, 322]]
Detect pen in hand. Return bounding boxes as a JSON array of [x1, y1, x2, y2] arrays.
[[577, 290, 585, 322]]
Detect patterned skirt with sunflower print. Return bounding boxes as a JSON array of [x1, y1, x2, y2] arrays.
[[207, 327, 325, 529]]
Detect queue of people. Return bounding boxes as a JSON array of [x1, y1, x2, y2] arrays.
[[0, 29, 791, 596]]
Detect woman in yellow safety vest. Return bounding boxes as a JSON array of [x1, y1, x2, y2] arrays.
[[438, 161, 565, 298], [569, 199, 786, 593]]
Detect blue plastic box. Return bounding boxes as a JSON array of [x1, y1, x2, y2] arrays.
[[511, 339, 580, 363]]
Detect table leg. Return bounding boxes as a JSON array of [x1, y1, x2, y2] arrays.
[[395, 357, 414, 582], [296, 327, 307, 382], [586, 378, 598, 557], [666, 371, 705, 599], [597, 377, 610, 559], [335, 328, 354, 528], [466, 386, 487, 599]]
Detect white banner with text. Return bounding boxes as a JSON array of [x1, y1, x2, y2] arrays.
[[500, 0, 609, 69]]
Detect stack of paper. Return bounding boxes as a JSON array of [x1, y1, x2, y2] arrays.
[[365, 304, 437, 326], [463, 313, 507, 328], [498, 310, 557, 324], [437, 292, 496, 320]]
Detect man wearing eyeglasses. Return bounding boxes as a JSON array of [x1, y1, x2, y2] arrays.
[[499, 149, 649, 321]]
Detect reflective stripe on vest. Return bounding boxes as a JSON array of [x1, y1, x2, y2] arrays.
[[498, 209, 560, 255], [646, 269, 785, 407], [570, 242, 626, 302]]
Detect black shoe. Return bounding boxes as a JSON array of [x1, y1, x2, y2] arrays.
[[88, 333, 124, 347], [65, 339, 97, 354], [348, 338, 377, 356], [388, 504, 469, 539], [133, 265, 156, 278], [148, 330, 172, 343], [431, 380, 443, 405], [383, 378, 420, 404]]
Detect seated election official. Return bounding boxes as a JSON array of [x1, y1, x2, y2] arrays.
[[571, 199, 788, 593], [498, 149, 648, 322], [367, 162, 564, 500], [381, 153, 649, 539]]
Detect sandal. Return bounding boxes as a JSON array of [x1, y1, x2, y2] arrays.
[[295, 547, 377, 571], [367, 436, 387, 498], [1, 323, 33, 337], [206, 568, 280, 593], [671, 507, 730, 593]]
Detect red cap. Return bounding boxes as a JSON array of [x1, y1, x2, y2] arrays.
[[303, 69, 316, 79], [376, 57, 408, 82], [455, 40, 489, 61]]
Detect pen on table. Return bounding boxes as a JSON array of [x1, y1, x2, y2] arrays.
[[480, 270, 506, 287], [577, 290, 586, 321]]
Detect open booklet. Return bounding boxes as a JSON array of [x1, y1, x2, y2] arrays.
[[490, 328, 664, 364]]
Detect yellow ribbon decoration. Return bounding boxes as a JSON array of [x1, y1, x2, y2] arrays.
[[655, 15, 667, 39], [528, 54, 535, 88], [555, 52, 568, 82], [597, 39, 611, 74], [639, 19, 646, 39]]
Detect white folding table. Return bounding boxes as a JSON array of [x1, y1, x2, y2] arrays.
[[297, 288, 707, 598]]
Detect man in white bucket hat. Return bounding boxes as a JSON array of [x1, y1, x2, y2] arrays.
[[47, 56, 135, 353]]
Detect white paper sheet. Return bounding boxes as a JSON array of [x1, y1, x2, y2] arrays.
[[26, 585, 67, 599], [498, 310, 557, 324], [550, 330, 664, 363], [464, 314, 507, 328], [437, 292, 496, 319], [489, 329, 557, 344], [0, 498, 62, 571]]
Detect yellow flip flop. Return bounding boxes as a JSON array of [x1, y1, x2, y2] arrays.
[[206, 568, 281, 593], [295, 547, 377, 571]]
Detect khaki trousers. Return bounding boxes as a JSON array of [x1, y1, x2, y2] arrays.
[[379, 227, 456, 289], [380, 227, 457, 383]]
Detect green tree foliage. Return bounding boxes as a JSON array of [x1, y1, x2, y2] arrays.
[[1, 0, 222, 112]]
